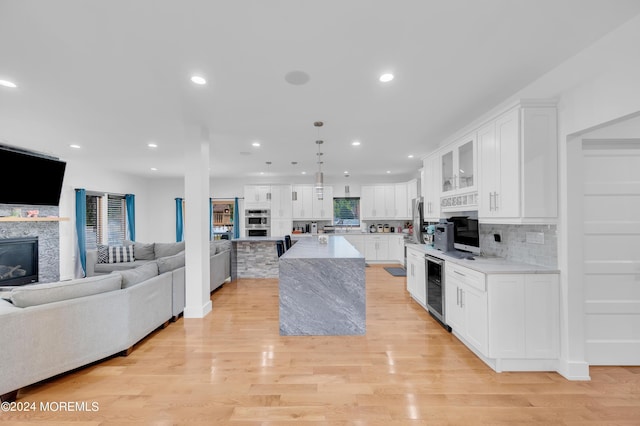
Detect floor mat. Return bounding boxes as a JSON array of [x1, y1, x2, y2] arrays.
[[384, 267, 406, 277]]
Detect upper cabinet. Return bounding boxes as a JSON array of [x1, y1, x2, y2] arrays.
[[439, 133, 479, 213], [244, 185, 272, 208], [441, 133, 477, 195], [422, 153, 441, 222], [270, 184, 293, 219], [478, 102, 557, 223], [291, 184, 333, 220], [292, 184, 314, 219], [312, 185, 333, 220]]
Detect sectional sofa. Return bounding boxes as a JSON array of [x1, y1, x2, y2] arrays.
[[0, 239, 232, 402], [85, 239, 231, 293]]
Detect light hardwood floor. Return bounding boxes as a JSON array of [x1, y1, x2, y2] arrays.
[[5, 265, 640, 425]]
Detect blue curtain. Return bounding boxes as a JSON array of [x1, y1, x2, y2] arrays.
[[209, 197, 213, 240], [233, 197, 240, 239], [125, 194, 135, 241], [75, 188, 87, 276], [175, 198, 184, 242]]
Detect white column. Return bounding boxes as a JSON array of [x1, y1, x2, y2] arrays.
[[183, 125, 212, 318]]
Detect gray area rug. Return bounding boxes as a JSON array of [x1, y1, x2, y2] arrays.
[[384, 267, 406, 277]]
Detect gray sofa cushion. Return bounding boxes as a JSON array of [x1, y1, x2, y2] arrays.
[[211, 240, 232, 254], [115, 261, 159, 288], [9, 274, 123, 308], [156, 251, 186, 274], [154, 241, 185, 259], [125, 240, 155, 260]]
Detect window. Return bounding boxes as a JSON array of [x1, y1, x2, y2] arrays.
[[85, 192, 127, 249], [333, 197, 360, 227]]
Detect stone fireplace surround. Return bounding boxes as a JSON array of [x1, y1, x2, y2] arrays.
[[0, 204, 60, 284]]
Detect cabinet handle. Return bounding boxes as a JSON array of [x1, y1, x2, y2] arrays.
[[267, 192, 271, 201], [488, 192, 493, 211], [456, 287, 460, 306], [454, 270, 466, 277], [292, 191, 297, 201], [494, 192, 499, 211], [460, 290, 464, 308]]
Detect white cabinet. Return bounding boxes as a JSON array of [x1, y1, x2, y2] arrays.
[[365, 235, 389, 261], [407, 178, 418, 218], [292, 184, 313, 219], [406, 246, 426, 306], [270, 184, 292, 219], [422, 153, 441, 221], [441, 133, 477, 196], [445, 263, 488, 355], [312, 185, 333, 220], [244, 185, 272, 208], [487, 274, 559, 360], [388, 235, 405, 264], [394, 182, 410, 219], [271, 218, 292, 238], [361, 184, 396, 219], [478, 101, 558, 223], [445, 261, 560, 372]]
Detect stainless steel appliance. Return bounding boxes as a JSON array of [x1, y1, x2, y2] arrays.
[[245, 209, 270, 237], [411, 197, 424, 244], [425, 254, 451, 331], [434, 220, 454, 252]]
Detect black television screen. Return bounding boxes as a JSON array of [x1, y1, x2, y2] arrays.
[[449, 215, 480, 254], [0, 145, 66, 206]]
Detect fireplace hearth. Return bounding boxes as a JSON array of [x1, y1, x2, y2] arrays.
[[0, 237, 38, 286]]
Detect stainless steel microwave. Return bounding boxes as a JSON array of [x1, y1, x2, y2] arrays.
[[245, 216, 270, 227]]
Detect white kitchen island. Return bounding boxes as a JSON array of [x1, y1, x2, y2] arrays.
[[278, 236, 366, 336]]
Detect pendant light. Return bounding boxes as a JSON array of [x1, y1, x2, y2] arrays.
[[314, 121, 324, 200]]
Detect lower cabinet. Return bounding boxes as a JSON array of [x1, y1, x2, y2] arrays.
[[444, 262, 559, 372], [343, 235, 365, 256], [445, 263, 488, 355], [406, 246, 426, 306], [365, 236, 389, 261]]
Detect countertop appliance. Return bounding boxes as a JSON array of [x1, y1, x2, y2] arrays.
[[434, 221, 454, 252], [425, 254, 451, 332], [369, 224, 377, 233], [423, 224, 436, 246], [311, 222, 318, 235]]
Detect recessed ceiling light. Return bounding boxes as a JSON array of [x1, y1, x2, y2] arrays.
[[386, 170, 391, 174], [379, 73, 394, 83], [0, 80, 17, 88], [148, 142, 158, 148], [252, 142, 261, 147], [69, 144, 81, 149], [150, 167, 158, 171], [408, 154, 414, 158], [344, 171, 349, 174], [190, 75, 206, 85], [352, 141, 361, 146], [301, 171, 307, 175], [260, 172, 265, 175]]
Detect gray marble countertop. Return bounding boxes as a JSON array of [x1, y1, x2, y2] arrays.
[[280, 235, 364, 259], [405, 243, 559, 274]]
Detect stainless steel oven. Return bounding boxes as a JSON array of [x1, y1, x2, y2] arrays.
[[425, 254, 451, 332], [245, 209, 270, 237]]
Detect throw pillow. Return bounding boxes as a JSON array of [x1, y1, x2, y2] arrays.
[[97, 244, 110, 264], [116, 261, 159, 288], [124, 240, 155, 260], [108, 245, 135, 263]]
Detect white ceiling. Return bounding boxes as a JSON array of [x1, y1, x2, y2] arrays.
[[2, 0, 640, 182]]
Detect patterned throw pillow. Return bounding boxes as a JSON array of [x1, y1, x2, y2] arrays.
[[97, 245, 110, 264], [108, 245, 135, 263]]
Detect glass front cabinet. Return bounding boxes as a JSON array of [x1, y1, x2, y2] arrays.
[[440, 133, 478, 211]]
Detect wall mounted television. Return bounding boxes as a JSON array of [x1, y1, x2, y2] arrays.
[[0, 145, 66, 206]]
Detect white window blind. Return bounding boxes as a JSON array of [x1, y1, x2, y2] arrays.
[[84, 193, 127, 249]]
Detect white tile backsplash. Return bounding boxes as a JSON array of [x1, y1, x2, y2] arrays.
[[479, 223, 557, 268]]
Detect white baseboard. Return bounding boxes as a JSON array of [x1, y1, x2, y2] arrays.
[[184, 300, 212, 318], [557, 358, 591, 381]]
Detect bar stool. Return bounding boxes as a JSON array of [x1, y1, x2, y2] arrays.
[[276, 240, 285, 257], [284, 235, 292, 251]]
